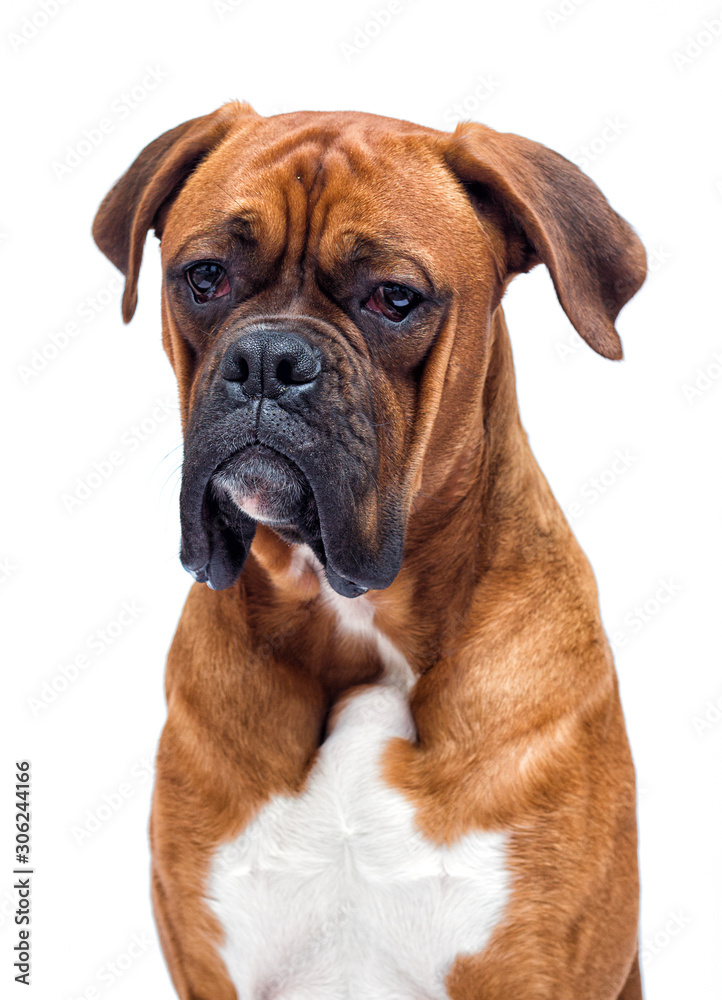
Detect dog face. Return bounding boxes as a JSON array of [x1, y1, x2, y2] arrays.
[[93, 103, 646, 596]]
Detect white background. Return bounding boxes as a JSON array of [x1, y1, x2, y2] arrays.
[[2, 0, 720, 996]]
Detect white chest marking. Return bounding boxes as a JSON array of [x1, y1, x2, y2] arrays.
[[207, 550, 510, 999]]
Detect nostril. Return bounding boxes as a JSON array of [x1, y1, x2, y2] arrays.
[[275, 353, 319, 386], [221, 352, 250, 383], [276, 358, 294, 386]]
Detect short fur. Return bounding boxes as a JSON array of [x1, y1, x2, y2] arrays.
[[93, 104, 645, 999]]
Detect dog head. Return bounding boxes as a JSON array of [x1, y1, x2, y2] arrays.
[[93, 102, 646, 597]]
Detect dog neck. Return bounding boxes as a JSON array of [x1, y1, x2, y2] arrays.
[[418, 307, 564, 560], [380, 305, 571, 664], [245, 306, 584, 686]]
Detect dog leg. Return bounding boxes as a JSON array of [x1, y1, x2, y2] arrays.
[[616, 951, 643, 1000], [149, 580, 327, 1000]]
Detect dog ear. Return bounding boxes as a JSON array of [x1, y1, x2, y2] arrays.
[[92, 101, 256, 323], [444, 122, 647, 360]]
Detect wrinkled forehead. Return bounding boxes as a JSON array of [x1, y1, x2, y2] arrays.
[[162, 112, 484, 282]]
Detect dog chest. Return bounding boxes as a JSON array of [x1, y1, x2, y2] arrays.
[[206, 682, 510, 999]]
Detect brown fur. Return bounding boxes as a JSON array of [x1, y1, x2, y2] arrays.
[[94, 103, 645, 999]]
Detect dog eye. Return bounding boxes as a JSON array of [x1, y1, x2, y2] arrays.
[[185, 261, 230, 303], [364, 283, 421, 322]]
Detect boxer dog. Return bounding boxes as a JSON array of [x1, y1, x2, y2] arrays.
[[93, 103, 646, 1000]]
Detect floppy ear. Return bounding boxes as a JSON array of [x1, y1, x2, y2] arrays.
[[444, 121, 647, 360], [92, 101, 256, 323]]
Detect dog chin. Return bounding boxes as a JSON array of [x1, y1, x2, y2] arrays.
[[210, 444, 317, 532]]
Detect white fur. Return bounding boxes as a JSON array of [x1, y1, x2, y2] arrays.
[[206, 549, 510, 999]]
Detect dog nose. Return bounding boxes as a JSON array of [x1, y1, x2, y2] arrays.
[[220, 331, 321, 400]]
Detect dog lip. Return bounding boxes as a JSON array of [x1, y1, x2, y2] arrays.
[[180, 422, 402, 595], [323, 560, 371, 598], [179, 556, 211, 585], [210, 443, 312, 525], [209, 444, 307, 504], [206, 446, 371, 595], [218, 441, 294, 467], [210, 442, 298, 478]]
